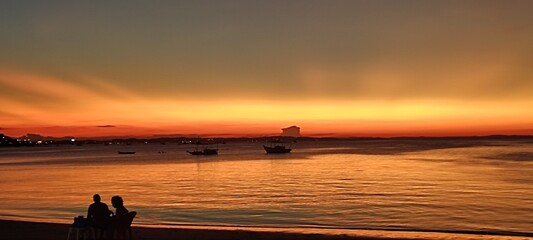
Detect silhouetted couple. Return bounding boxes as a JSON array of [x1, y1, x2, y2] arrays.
[[87, 194, 129, 239]]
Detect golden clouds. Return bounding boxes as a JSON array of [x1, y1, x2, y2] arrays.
[[1, 68, 531, 137], [0, 69, 136, 125]]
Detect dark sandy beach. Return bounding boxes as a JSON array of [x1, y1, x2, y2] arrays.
[[0, 219, 530, 240]]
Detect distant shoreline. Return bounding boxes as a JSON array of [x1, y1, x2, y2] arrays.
[[0, 219, 530, 240], [2, 132, 532, 148]]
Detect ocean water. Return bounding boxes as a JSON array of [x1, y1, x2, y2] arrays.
[[0, 139, 532, 236]]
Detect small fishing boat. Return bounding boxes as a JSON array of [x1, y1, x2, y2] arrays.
[[264, 140, 292, 154], [264, 145, 291, 154], [187, 139, 219, 155], [187, 148, 218, 155], [117, 151, 136, 154]]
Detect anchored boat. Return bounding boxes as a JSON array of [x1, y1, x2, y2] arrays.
[[117, 151, 136, 154], [264, 140, 292, 154], [187, 148, 218, 155], [187, 139, 219, 155]]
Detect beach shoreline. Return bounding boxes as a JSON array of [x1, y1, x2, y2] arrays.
[[0, 219, 530, 240]]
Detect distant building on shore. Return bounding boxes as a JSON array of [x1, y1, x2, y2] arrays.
[[281, 126, 300, 137]]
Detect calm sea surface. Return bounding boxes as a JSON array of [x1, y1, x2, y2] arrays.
[[0, 139, 532, 236]]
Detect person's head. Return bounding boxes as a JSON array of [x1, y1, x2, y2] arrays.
[[93, 194, 101, 203], [111, 195, 123, 208]]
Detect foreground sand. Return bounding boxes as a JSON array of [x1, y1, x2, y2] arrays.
[[0, 219, 530, 240]]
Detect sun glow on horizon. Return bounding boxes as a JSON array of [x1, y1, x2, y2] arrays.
[[0, 69, 532, 137]]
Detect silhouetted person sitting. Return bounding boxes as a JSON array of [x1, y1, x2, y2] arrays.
[[87, 194, 111, 239], [111, 195, 130, 239]]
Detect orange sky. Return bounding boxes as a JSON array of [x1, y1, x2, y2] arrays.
[[1, 1, 532, 138], [1, 68, 531, 137]]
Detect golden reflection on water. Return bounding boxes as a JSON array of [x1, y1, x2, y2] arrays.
[[0, 142, 532, 234]]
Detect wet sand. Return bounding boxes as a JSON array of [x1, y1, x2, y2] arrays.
[[0, 219, 530, 240]]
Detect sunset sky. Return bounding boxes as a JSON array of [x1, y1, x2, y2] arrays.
[[1, 1, 532, 137]]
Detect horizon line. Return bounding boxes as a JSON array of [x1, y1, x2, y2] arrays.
[[3, 132, 532, 141]]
